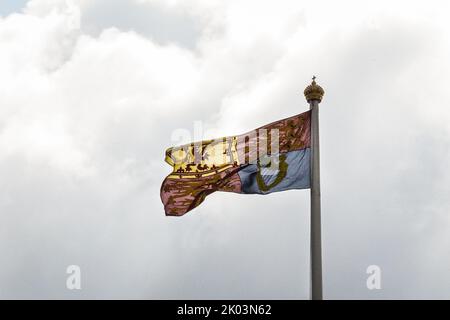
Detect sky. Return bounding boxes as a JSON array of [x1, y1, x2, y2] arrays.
[[0, 0, 450, 299]]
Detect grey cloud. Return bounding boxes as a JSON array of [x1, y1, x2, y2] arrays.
[[0, 0, 450, 300], [80, 0, 201, 49]]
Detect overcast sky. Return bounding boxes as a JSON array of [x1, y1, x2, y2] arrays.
[[1, 0, 449, 299]]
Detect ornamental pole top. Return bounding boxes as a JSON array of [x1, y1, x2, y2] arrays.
[[304, 76, 324, 103]]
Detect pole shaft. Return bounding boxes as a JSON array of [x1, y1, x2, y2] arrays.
[[310, 99, 323, 300]]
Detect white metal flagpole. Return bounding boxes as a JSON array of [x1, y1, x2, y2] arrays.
[[304, 76, 324, 300]]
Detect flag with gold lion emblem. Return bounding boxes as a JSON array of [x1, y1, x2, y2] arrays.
[[161, 110, 311, 216]]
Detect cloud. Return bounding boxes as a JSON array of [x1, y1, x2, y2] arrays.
[[0, 0, 449, 299]]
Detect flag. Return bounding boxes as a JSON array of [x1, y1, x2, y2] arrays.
[[161, 110, 311, 216]]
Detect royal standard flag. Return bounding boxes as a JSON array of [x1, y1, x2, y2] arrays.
[[161, 110, 311, 216]]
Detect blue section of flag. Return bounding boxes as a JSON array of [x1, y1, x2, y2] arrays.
[[238, 148, 311, 194]]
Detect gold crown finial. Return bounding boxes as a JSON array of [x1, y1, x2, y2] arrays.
[[304, 76, 324, 103]]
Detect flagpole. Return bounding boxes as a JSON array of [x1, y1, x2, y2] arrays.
[[304, 76, 324, 300]]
